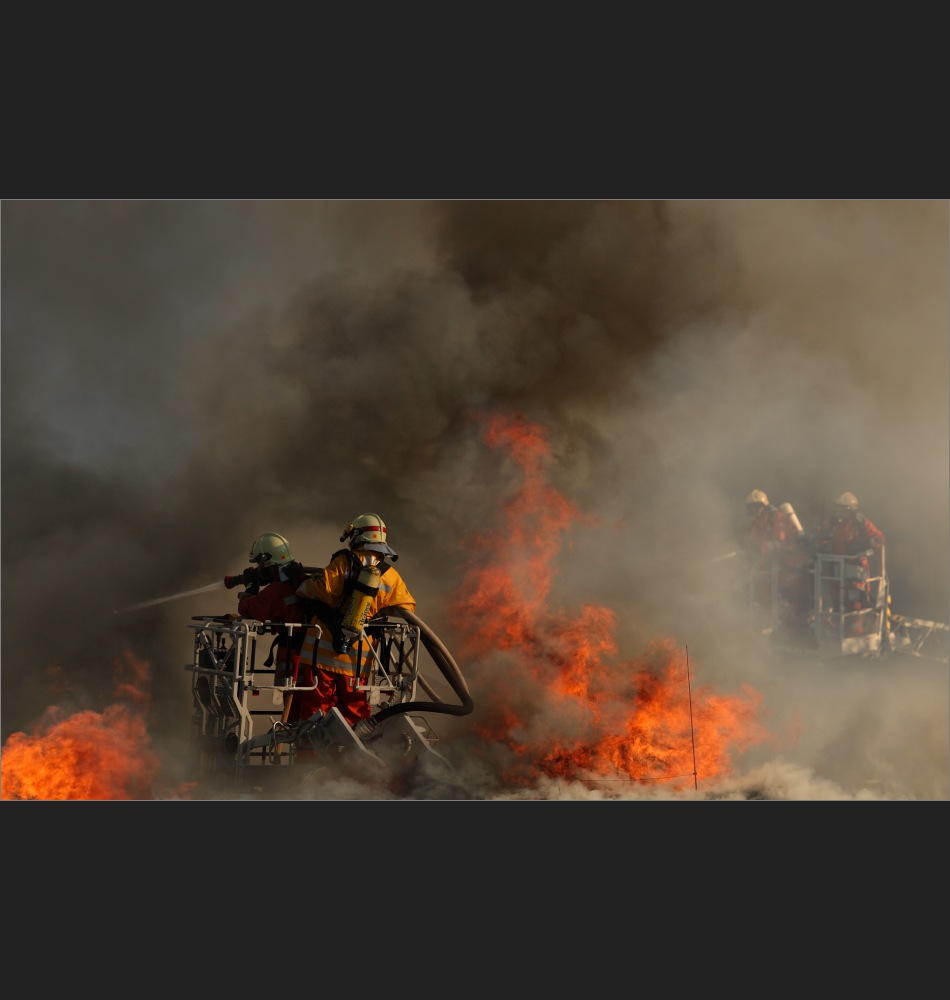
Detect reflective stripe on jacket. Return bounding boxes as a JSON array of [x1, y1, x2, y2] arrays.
[[298, 632, 377, 678]]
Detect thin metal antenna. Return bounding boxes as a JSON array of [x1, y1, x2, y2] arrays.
[[686, 645, 698, 792]]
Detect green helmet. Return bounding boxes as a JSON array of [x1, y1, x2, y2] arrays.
[[249, 532, 293, 568]]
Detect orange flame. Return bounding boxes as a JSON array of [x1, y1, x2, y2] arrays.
[[1, 650, 172, 800], [451, 411, 768, 789], [1, 705, 159, 800]]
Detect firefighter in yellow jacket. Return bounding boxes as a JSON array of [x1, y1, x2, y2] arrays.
[[292, 513, 416, 726]]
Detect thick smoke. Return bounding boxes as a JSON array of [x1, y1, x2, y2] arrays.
[[2, 200, 946, 798]]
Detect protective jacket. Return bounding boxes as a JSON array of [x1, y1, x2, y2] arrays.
[[296, 551, 416, 679], [814, 512, 885, 612], [238, 580, 304, 680], [237, 580, 303, 625], [815, 512, 885, 556], [748, 505, 795, 567], [748, 505, 812, 625]]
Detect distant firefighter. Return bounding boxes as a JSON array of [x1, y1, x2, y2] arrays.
[[814, 492, 885, 628], [745, 490, 810, 633], [745, 490, 795, 564]]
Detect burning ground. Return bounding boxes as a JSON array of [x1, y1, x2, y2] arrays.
[[0, 652, 193, 800], [446, 412, 769, 794], [1, 411, 771, 799]]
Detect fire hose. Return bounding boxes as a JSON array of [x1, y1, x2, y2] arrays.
[[223, 565, 323, 591], [348, 609, 472, 742], [368, 608, 473, 723]]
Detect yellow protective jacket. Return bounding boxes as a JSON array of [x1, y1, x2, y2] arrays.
[[296, 551, 416, 678]]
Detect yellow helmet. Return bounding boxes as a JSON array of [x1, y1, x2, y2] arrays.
[[745, 490, 768, 505], [340, 513, 398, 559], [249, 532, 293, 568], [835, 492, 859, 511]]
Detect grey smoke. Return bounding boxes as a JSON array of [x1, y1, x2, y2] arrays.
[[2, 200, 946, 799]]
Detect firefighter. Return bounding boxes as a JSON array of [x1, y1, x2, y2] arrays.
[[744, 490, 809, 633], [745, 490, 796, 569], [745, 489, 795, 569], [813, 492, 885, 633], [235, 533, 306, 689], [292, 513, 416, 727]]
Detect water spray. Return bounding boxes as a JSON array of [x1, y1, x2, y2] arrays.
[[113, 581, 226, 614], [114, 564, 323, 614]]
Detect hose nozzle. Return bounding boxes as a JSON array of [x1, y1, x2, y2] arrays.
[[224, 567, 260, 590]]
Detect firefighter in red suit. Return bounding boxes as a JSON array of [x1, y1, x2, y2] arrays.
[[235, 533, 305, 699], [746, 490, 795, 567], [745, 490, 810, 632], [746, 489, 793, 600], [813, 492, 885, 633]]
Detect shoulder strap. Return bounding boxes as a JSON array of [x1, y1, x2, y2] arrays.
[[329, 549, 363, 607], [302, 549, 364, 654], [262, 635, 280, 667]]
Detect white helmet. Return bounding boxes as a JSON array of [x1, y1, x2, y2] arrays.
[[835, 492, 859, 511], [249, 532, 293, 568], [340, 513, 398, 560], [745, 490, 768, 506]]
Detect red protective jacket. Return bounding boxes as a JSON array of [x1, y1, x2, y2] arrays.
[[815, 513, 885, 556], [748, 506, 795, 568], [814, 512, 885, 610], [238, 580, 303, 681], [237, 579, 303, 625]]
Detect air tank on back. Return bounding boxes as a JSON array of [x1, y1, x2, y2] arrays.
[[779, 502, 804, 536]]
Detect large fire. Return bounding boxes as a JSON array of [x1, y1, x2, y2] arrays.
[[3, 413, 767, 799], [450, 412, 768, 791], [2, 651, 163, 800]]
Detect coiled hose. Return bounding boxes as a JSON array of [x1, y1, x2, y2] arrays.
[[370, 608, 473, 722]]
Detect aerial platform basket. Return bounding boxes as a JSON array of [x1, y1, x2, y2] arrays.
[[750, 544, 948, 662], [186, 612, 468, 793], [751, 549, 886, 657]]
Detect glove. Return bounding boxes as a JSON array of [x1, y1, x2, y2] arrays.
[[239, 567, 261, 598], [280, 560, 305, 583]]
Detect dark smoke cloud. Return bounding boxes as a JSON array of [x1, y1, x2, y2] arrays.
[[2, 200, 946, 798]]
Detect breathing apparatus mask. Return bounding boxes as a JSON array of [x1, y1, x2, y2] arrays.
[[833, 505, 853, 524]]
